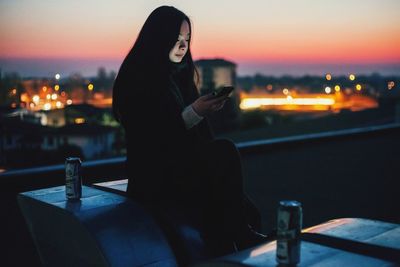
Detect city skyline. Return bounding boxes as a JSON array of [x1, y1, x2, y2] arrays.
[[1, 0, 400, 76]]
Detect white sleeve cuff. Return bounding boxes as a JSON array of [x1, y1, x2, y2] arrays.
[[182, 105, 204, 129]]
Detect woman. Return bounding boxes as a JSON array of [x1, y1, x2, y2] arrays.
[[112, 6, 266, 255]]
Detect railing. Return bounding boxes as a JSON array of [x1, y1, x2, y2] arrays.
[[236, 122, 400, 153]]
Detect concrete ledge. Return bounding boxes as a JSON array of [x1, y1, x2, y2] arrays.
[[18, 186, 177, 267], [193, 218, 400, 266], [17, 185, 400, 266]]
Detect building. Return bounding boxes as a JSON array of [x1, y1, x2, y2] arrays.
[[0, 118, 116, 168], [195, 59, 237, 94], [42, 108, 66, 127], [55, 123, 116, 159], [195, 59, 240, 133]]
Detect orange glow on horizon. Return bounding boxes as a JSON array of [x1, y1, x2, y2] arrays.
[[1, 24, 399, 64], [191, 25, 400, 64]]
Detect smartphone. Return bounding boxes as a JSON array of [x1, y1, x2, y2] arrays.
[[213, 86, 234, 98]]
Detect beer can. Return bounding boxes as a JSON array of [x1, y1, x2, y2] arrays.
[[276, 200, 302, 265], [65, 157, 82, 200]]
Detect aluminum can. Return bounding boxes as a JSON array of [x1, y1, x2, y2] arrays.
[[276, 200, 302, 265], [65, 157, 82, 200]]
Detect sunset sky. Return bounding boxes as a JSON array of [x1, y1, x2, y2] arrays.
[[1, 0, 399, 76]]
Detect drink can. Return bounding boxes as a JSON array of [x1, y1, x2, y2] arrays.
[[276, 200, 302, 265], [65, 157, 82, 200]]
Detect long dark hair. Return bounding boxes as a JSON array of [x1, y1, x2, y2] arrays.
[[112, 6, 198, 123]]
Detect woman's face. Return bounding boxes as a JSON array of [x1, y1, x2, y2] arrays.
[[169, 20, 190, 63]]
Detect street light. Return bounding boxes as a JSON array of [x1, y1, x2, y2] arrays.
[[325, 73, 332, 81], [32, 95, 40, 103], [388, 81, 395, 90], [44, 103, 51, 110], [283, 88, 289, 95], [325, 87, 332, 94]]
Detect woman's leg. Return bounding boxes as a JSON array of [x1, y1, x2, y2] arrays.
[[169, 138, 267, 251], [204, 139, 247, 238], [170, 139, 247, 237]]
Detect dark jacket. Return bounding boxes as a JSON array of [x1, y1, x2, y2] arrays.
[[121, 74, 213, 202]]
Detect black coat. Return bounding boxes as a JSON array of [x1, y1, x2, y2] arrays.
[[121, 75, 214, 202]]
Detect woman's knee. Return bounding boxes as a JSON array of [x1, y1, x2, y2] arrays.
[[210, 139, 240, 161], [213, 139, 238, 153]]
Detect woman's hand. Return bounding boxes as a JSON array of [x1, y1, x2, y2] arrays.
[[191, 93, 228, 116]]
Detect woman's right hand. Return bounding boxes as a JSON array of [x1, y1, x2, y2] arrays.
[[191, 93, 228, 116]]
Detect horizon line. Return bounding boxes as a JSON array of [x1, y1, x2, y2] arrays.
[[1, 57, 399, 78], [1, 56, 399, 65]]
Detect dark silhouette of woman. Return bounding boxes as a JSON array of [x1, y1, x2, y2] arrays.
[[112, 5, 266, 257]]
